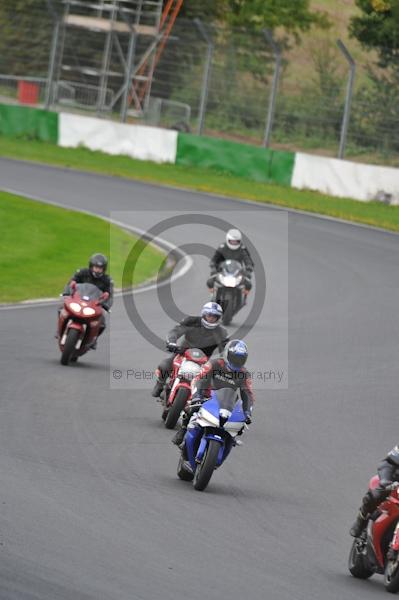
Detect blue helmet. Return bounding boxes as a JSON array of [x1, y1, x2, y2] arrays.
[[224, 339, 248, 371], [201, 302, 223, 329]]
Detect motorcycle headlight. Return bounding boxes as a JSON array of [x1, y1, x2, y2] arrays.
[[219, 409, 232, 419], [178, 360, 201, 380], [82, 307, 96, 316], [218, 274, 242, 287], [69, 302, 82, 313]]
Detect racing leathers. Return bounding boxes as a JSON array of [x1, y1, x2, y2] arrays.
[[207, 243, 254, 291], [61, 268, 113, 340], [350, 445, 399, 537], [152, 317, 229, 396], [63, 268, 113, 311], [172, 356, 255, 446]]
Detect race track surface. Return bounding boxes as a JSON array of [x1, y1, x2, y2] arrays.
[[1, 158, 399, 600]]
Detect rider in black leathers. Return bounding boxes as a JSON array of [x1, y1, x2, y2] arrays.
[[207, 229, 254, 292], [61, 254, 113, 344], [151, 302, 229, 398], [350, 445, 399, 537]]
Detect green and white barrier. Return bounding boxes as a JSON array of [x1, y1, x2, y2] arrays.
[[59, 113, 178, 164], [0, 104, 58, 143], [175, 133, 295, 186], [1, 103, 399, 204], [291, 152, 399, 204]]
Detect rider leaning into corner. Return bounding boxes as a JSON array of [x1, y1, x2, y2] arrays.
[[61, 253, 113, 345], [151, 302, 229, 398], [207, 228, 254, 294], [172, 339, 255, 447], [350, 445, 399, 537]]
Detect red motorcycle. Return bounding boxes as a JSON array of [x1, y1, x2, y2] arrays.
[[160, 347, 208, 429], [57, 282, 109, 366], [349, 476, 399, 592]]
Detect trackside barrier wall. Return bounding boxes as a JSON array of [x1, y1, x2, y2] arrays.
[[0, 104, 58, 143], [176, 133, 295, 186], [59, 113, 178, 164], [292, 153, 399, 205], [1, 104, 399, 204]]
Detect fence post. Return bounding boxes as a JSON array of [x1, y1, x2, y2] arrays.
[[45, 0, 61, 109], [262, 29, 282, 148], [97, 0, 117, 116], [194, 18, 213, 136], [337, 39, 356, 160], [120, 29, 137, 122]]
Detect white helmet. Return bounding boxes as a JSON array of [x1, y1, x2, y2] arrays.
[[226, 229, 242, 250], [201, 302, 223, 329]]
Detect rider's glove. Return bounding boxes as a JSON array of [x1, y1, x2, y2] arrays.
[[380, 479, 394, 489], [166, 341, 178, 352], [190, 392, 203, 404]]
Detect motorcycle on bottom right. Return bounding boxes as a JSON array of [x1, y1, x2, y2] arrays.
[[349, 476, 399, 593]]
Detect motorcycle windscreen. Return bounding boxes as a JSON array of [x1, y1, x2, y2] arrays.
[[209, 387, 240, 414], [76, 283, 103, 301], [219, 259, 243, 276]]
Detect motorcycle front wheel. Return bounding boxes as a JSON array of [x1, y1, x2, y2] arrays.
[[165, 387, 190, 430], [60, 329, 80, 366], [193, 439, 220, 491]]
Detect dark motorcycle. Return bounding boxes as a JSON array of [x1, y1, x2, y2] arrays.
[[349, 476, 399, 593], [210, 259, 248, 325]]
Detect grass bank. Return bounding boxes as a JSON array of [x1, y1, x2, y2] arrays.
[[1, 136, 399, 232], [0, 190, 165, 303]]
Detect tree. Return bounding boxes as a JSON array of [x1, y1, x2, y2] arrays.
[[176, 0, 330, 36], [224, 0, 330, 36], [0, 0, 53, 76], [178, 0, 226, 21], [349, 0, 399, 67]]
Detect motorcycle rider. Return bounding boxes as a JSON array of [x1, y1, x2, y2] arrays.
[[151, 302, 229, 398], [350, 445, 399, 537], [207, 229, 254, 293], [172, 339, 254, 447], [62, 253, 113, 345]]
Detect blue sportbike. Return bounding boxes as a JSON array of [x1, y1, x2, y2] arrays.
[[177, 387, 247, 491]]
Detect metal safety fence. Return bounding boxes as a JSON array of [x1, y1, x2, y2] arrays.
[[0, 0, 398, 165]]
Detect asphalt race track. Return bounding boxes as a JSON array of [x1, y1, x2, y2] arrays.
[[1, 157, 399, 600]]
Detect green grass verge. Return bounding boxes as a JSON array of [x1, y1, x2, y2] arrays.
[[1, 136, 399, 233], [0, 190, 165, 303]]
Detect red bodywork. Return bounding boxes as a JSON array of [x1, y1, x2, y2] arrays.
[[166, 348, 208, 407], [367, 475, 399, 569], [57, 284, 107, 358]]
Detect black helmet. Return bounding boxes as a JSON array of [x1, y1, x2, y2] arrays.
[[89, 253, 108, 278], [224, 339, 248, 371]]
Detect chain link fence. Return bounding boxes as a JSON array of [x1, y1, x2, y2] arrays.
[[0, 0, 398, 166]]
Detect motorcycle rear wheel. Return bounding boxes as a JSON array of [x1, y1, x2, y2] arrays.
[[60, 329, 80, 366], [384, 557, 399, 593], [193, 439, 220, 491], [348, 539, 373, 579]]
